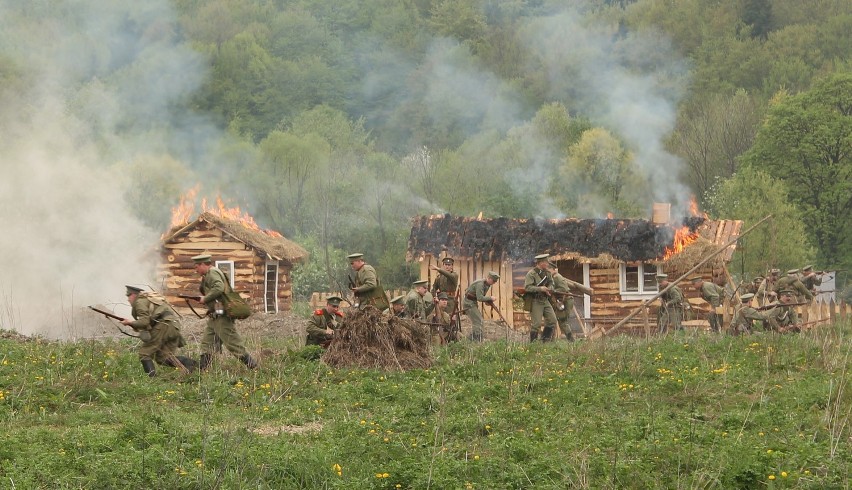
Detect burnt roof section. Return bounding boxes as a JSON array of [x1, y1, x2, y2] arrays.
[[407, 214, 733, 263], [163, 212, 309, 264]]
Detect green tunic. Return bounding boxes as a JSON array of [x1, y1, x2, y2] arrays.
[[731, 304, 766, 334], [200, 267, 248, 357], [404, 289, 432, 319], [129, 292, 185, 363], [658, 284, 684, 333], [352, 264, 390, 310], [431, 268, 459, 313], [551, 273, 574, 339], [463, 279, 494, 339], [698, 281, 722, 332], [776, 275, 814, 301], [306, 308, 343, 346], [524, 267, 557, 336]]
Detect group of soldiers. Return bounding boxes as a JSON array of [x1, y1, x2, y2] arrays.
[[114, 253, 258, 377], [115, 249, 830, 377], [307, 252, 595, 348], [656, 265, 829, 335]]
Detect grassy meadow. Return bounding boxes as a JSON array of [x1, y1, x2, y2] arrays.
[[1, 323, 851, 489]]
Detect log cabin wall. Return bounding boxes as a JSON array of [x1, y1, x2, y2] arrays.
[[418, 255, 513, 327], [158, 221, 295, 314]]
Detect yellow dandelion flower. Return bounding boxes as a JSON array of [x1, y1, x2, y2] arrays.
[[781, 471, 788, 478], [768, 475, 775, 480]]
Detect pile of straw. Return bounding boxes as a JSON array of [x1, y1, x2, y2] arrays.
[[322, 307, 433, 371]]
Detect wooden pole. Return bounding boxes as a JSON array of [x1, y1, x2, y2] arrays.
[[594, 214, 773, 339]]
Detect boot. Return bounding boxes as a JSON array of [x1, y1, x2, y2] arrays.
[[175, 356, 197, 373], [199, 353, 213, 371], [239, 353, 258, 369], [140, 359, 156, 378], [529, 330, 539, 342], [542, 326, 555, 342]]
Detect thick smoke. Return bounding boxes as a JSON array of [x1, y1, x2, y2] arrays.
[[0, 1, 210, 338]]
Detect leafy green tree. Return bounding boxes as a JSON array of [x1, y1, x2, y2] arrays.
[[740, 73, 852, 269], [705, 167, 813, 278]]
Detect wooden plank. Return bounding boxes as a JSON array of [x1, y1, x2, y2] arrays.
[[164, 242, 250, 251]]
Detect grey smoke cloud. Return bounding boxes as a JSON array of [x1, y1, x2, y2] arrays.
[[0, 0, 210, 338]]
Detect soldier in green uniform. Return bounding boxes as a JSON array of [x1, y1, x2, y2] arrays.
[[763, 289, 800, 332], [775, 269, 813, 303], [743, 276, 763, 296], [756, 269, 780, 306], [428, 292, 452, 345], [347, 253, 390, 311], [550, 267, 574, 341], [384, 295, 408, 318], [730, 293, 766, 335], [692, 276, 722, 333], [656, 274, 684, 334], [191, 254, 257, 371], [405, 280, 432, 319], [306, 296, 344, 347], [463, 271, 500, 342], [799, 265, 823, 296], [524, 254, 558, 342], [122, 285, 196, 377], [430, 257, 459, 315]]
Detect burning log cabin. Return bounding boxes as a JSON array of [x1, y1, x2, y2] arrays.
[[407, 214, 743, 336], [159, 212, 308, 314]]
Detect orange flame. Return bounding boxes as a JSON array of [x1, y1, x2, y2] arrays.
[[606, 212, 614, 219], [167, 188, 282, 238], [662, 226, 700, 260], [688, 196, 709, 218]]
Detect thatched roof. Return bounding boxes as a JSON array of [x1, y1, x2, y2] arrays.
[[163, 212, 309, 264], [407, 214, 742, 265]]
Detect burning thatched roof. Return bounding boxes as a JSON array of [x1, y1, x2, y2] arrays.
[[163, 212, 309, 263], [407, 214, 742, 264]]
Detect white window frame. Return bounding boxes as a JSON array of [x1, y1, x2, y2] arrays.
[[215, 260, 235, 289], [583, 263, 591, 319], [264, 261, 279, 313], [619, 262, 659, 300]]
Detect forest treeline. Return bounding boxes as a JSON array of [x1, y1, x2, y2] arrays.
[[2, 0, 850, 292]]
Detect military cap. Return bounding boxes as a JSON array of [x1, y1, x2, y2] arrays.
[[441, 257, 455, 264], [436, 292, 449, 300], [778, 288, 795, 295], [390, 295, 405, 305], [534, 253, 550, 262], [125, 285, 144, 296], [487, 271, 500, 280], [786, 269, 800, 275], [769, 268, 780, 274], [740, 293, 754, 301], [753, 276, 764, 282], [802, 265, 814, 272], [412, 279, 428, 287], [191, 253, 212, 264], [347, 253, 364, 261], [326, 296, 343, 306], [690, 277, 704, 283]]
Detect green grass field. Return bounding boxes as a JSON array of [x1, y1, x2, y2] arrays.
[[1, 324, 850, 489]]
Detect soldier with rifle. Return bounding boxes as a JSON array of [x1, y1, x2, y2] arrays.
[[730, 293, 766, 335], [762, 289, 807, 332], [462, 271, 500, 342], [656, 274, 684, 334], [429, 292, 452, 345], [189, 254, 257, 371], [405, 280, 433, 319], [306, 296, 344, 347], [347, 253, 390, 311], [524, 254, 558, 342], [691, 276, 723, 333], [430, 257, 459, 315], [756, 269, 781, 306], [119, 285, 196, 377], [775, 269, 813, 303], [799, 265, 830, 296], [384, 295, 408, 318]]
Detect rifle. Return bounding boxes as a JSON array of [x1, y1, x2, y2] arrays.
[[87, 306, 140, 339], [346, 273, 360, 308], [177, 295, 222, 352], [551, 290, 584, 299], [486, 300, 509, 326], [755, 301, 809, 311], [448, 285, 462, 342], [328, 276, 355, 306]]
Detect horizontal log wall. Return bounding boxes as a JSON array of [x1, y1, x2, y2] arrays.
[[158, 224, 294, 314]]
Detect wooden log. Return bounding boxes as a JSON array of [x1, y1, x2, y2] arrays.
[[164, 242, 250, 251]]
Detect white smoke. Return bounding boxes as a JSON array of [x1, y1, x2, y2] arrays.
[[0, 0, 211, 338]]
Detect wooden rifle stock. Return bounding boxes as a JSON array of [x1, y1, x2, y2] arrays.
[[88, 306, 126, 322]]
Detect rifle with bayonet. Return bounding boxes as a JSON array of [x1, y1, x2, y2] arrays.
[[88, 306, 140, 339]]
